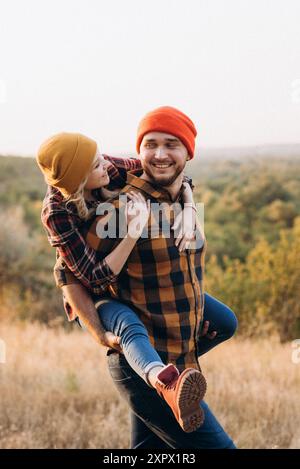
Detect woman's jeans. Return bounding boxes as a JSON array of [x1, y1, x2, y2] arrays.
[[97, 293, 238, 449], [95, 298, 163, 384], [96, 293, 238, 385]]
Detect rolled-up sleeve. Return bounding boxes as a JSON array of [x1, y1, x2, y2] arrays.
[[53, 252, 116, 296]]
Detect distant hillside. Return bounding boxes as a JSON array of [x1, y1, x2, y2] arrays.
[[1, 143, 300, 202], [196, 143, 300, 159], [185, 143, 300, 180], [1, 147, 299, 255], [0, 154, 47, 206]]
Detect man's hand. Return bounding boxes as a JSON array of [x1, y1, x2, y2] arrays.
[[200, 321, 217, 340], [61, 284, 123, 353], [101, 331, 123, 353]]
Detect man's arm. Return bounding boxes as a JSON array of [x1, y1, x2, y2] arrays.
[[61, 283, 122, 352]]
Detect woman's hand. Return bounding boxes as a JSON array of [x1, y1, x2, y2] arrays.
[[104, 192, 150, 276], [171, 181, 197, 251], [172, 205, 196, 252], [126, 191, 151, 239]]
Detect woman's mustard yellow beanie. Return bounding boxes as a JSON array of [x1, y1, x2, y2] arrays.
[[36, 132, 97, 196]]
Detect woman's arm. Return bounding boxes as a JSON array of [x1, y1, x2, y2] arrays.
[[43, 192, 149, 295], [43, 205, 118, 295], [172, 182, 197, 252], [101, 155, 142, 191], [102, 155, 194, 191], [53, 193, 150, 325], [105, 191, 150, 274]]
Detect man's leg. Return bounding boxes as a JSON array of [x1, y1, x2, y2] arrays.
[[107, 352, 236, 449], [129, 293, 238, 449], [131, 413, 171, 449], [197, 293, 238, 356]]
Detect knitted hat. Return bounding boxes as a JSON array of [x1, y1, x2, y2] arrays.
[[36, 132, 97, 196], [136, 106, 197, 159]]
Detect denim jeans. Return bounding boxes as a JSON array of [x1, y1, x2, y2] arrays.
[[96, 293, 238, 385], [95, 298, 163, 385], [128, 293, 238, 448], [97, 293, 237, 449], [108, 351, 236, 449]]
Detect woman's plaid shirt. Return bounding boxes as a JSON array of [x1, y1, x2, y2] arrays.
[[41, 155, 143, 311], [54, 172, 207, 372]]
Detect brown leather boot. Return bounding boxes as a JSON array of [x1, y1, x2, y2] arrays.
[[155, 364, 207, 433]]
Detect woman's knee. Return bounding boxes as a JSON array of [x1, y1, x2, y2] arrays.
[[96, 299, 146, 337], [120, 321, 150, 346], [204, 294, 238, 339], [222, 307, 238, 339]]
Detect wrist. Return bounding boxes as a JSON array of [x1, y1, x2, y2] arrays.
[[182, 183, 193, 202], [95, 329, 108, 346], [125, 232, 140, 242]]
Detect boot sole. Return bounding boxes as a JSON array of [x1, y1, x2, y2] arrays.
[[176, 369, 207, 433]]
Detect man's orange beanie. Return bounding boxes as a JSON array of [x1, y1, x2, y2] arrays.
[[136, 106, 197, 159], [36, 132, 97, 196]]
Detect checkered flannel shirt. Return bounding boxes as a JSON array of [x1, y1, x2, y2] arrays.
[[54, 172, 207, 372]]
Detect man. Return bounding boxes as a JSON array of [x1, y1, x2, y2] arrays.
[[56, 106, 236, 448]]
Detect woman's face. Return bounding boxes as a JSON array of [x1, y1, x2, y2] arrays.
[[84, 149, 110, 190]]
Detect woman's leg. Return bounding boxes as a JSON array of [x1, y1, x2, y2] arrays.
[[97, 298, 207, 434], [197, 293, 238, 357], [95, 298, 164, 386]]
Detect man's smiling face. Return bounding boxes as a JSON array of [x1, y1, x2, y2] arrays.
[[139, 132, 189, 186]]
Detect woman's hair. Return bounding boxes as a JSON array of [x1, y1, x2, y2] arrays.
[[64, 174, 94, 221], [63, 154, 118, 221]]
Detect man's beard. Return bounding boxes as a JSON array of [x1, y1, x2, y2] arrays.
[[143, 165, 184, 187]]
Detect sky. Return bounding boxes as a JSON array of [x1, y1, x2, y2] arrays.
[[0, 0, 300, 156]]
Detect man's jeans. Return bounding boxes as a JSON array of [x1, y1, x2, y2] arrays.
[[105, 293, 238, 449]]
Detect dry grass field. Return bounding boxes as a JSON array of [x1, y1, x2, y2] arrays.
[[0, 321, 299, 449]]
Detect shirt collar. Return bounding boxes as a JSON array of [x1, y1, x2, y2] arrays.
[[126, 172, 185, 203]]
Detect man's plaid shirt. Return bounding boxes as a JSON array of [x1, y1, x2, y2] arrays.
[[54, 172, 207, 372]]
